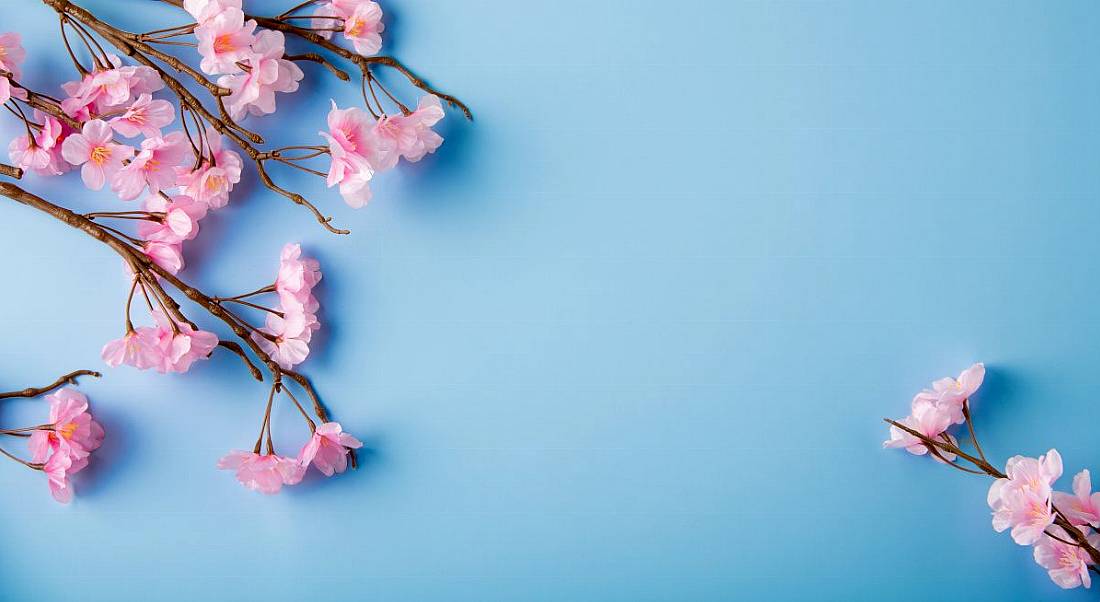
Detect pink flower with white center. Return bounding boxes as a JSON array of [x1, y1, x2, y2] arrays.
[[109, 93, 175, 138], [102, 326, 164, 370], [883, 398, 956, 462], [321, 101, 394, 207], [112, 132, 187, 200], [184, 0, 241, 24], [217, 450, 304, 494], [175, 126, 242, 208], [342, 1, 384, 56], [373, 94, 445, 168], [0, 32, 27, 78], [60, 119, 134, 190], [43, 449, 74, 504], [1034, 527, 1099, 589], [298, 422, 363, 477], [27, 389, 105, 470], [927, 362, 985, 425], [988, 449, 1063, 545], [144, 241, 184, 275], [195, 7, 256, 75], [150, 312, 219, 374], [1054, 470, 1100, 528], [137, 194, 208, 244], [252, 312, 313, 370], [218, 30, 303, 119]]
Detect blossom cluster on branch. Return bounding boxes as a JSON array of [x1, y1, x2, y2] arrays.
[[0, 0, 468, 502], [885, 364, 1100, 590]]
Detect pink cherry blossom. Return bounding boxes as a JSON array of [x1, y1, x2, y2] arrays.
[[342, 2, 384, 56], [108, 93, 175, 138], [10, 112, 67, 174], [0, 75, 27, 106], [8, 132, 51, 173], [150, 312, 219, 374], [372, 94, 445, 168], [929, 362, 985, 425], [0, 32, 27, 78], [218, 30, 303, 119], [112, 132, 187, 200], [184, 0, 241, 24], [1054, 470, 1100, 528], [195, 7, 256, 74], [321, 101, 394, 207], [144, 241, 185, 275], [276, 243, 322, 312], [1034, 527, 1099, 589], [138, 194, 208, 244], [43, 449, 74, 503], [28, 388, 105, 469], [883, 398, 956, 462], [102, 327, 164, 369], [175, 126, 242, 208], [60, 119, 134, 190], [252, 312, 312, 370], [217, 450, 304, 494], [988, 449, 1063, 545], [298, 422, 363, 476]]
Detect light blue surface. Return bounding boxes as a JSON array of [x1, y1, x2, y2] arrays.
[[1, 0, 1099, 600]]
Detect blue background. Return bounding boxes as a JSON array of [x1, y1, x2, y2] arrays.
[[1, 0, 1099, 600]]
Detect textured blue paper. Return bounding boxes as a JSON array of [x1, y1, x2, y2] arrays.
[[2, 1, 1100, 600]]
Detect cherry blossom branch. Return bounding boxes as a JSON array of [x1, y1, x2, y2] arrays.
[[0, 182, 344, 437], [0, 369, 100, 400], [0, 162, 22, 179]]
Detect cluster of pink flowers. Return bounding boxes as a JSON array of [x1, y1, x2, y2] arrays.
[[885, 363, 1100, 590], [252, 243, 323, 370], [323, 94, 445, 207], [102, 310, 219, 374], [988, 451, 1100, 589], [186, 0, 303, 119], [312, 0, 385, 56], [26, 389, 105, 503], [218, 422, 362, 494], [882, 362, 985, 461]]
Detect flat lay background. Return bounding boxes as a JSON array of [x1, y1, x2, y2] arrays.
[[2, 1, 1099, 600]]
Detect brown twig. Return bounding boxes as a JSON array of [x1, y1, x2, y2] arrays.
[[0, 163, 23, 180], [0, 369, 101, 400]]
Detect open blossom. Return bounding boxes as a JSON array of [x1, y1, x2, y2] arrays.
[[929, 362, 985, 425], [60, 119, 134, 190], [144, 240, 185, 275], [988, 449, 1063, 545], [218, 30, 303, 119], [276, 243, 322, 313], [28, 389, 105, 469], [1053, 470, 1100, 528], [1034, 527, 1099, 589], [0, 32, 26, 78], [102, 327, 163, 369], [373, 94, 445, 168], [195, 7, 256, 74], [138, 194, 208, 244], [321, 101, 394, 207], [112, 132, 187, 200], [176, 126, 242, 208], [109, 93, 175, 138], [883, 398, 956, 462], [61, 58, 163, 118], [150, 312, 219, 374], [342, 1, 384, 55], [252, 312, 312, 370], [299, 422, 363, 476], [184, 0, 242, 24], [218, 451, 304, 494]]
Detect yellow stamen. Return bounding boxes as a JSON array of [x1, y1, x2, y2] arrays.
[[59, 422, 78, 440], [89, 145, 111, 166]]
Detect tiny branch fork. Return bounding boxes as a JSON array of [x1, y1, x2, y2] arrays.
[[0, 183, 347, 451], [39, 0, 351, 235], [154, 0, 472, 120], [0, 370, 101, 400], [885, 418, 1100, 565]]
